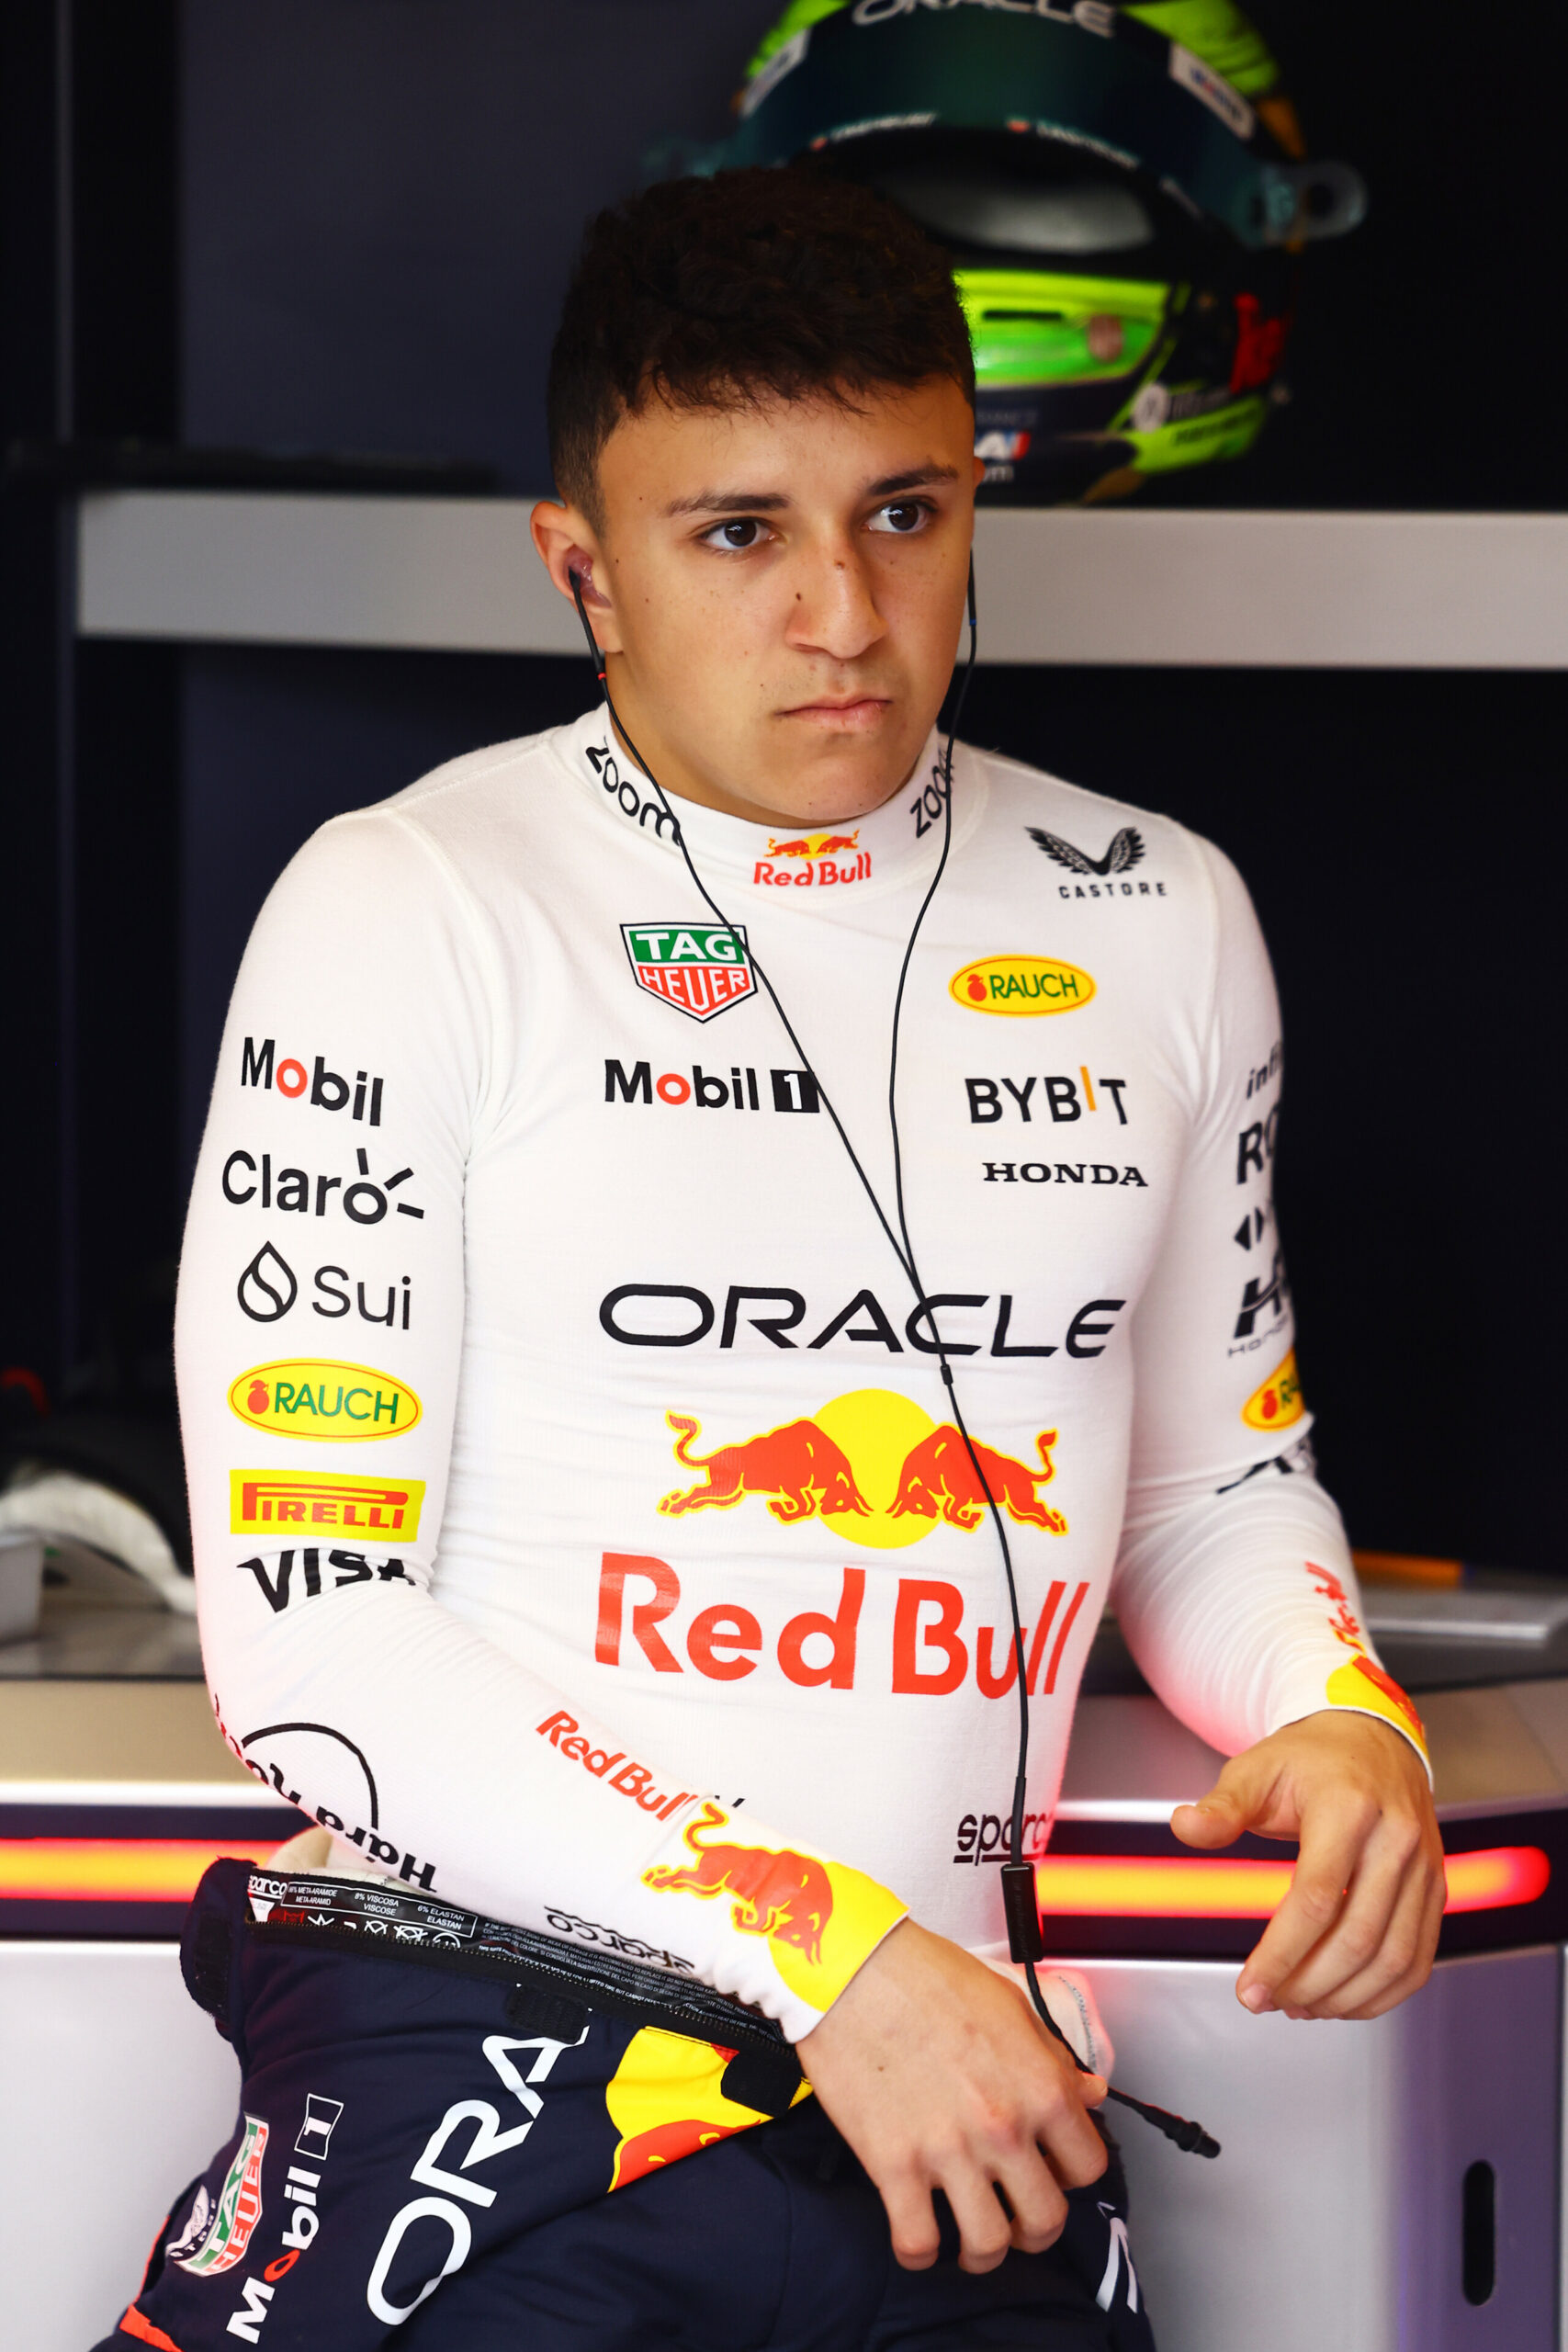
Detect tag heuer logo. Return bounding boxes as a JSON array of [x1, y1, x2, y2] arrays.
[[176, 2112, 269, 2275], [621, 923, 756, 1023]]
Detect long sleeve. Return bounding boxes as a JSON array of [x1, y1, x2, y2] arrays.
[[1111, 839, 1427, 1772], [176, 808, 905, 2042]]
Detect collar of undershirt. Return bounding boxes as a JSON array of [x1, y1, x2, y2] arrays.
[[554, 702, 987, 904]]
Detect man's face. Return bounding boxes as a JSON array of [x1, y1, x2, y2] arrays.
[[533, 376, 980, 828]]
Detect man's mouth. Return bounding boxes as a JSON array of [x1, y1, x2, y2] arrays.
[[779, 695, 891, 730]]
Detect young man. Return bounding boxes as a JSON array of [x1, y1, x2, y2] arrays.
[[102, 172, 1440, 2352]]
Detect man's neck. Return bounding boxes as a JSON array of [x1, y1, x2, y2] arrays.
[[604, 705, 925, 832]]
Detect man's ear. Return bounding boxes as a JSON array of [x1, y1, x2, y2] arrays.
[[530, 500, 622, 651]]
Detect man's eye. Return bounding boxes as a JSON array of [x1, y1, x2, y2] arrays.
[[702, 518, 766, 550], [868, 502, 930, 536]]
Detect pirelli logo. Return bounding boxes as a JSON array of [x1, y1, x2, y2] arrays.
[[229, 1470, 425, 1539]]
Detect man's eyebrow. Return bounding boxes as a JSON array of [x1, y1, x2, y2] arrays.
[[864, 463, 962, 496], [661, 463, 962, 519], [663, 488, 792, 517]]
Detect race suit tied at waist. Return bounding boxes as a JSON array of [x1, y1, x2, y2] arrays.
[[243, 1867, 806, 2117]]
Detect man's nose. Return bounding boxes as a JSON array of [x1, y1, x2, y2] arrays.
[[783, 542, 886, 664]]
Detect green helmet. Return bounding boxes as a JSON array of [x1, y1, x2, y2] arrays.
[[705, 0, 1365, 503]]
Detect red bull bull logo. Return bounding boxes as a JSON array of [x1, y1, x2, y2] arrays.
[[642, 1804, 907, 2007], [657, 1390, 1067, 1549], [645, 1803, 836, 1964], [891, 1428, 1065, 1534], [765, 831, 860, 859], [660, 1414, 871, 1524], [604, 2027, 809, 2192]]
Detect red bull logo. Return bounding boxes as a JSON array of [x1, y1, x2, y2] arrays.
[[1310, 1561, 1428, 1757], [642, 1804, 907, 2006], [657, 1390, 1067, 1549], [1311, 1561, 1364, 1653], [595, 1551, 1094, 1702], [755, 829, 870, 889]]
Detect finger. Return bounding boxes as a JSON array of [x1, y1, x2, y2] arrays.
[[1170, 1795, 1247, 1849], [997, 2153, 1069, 2256], [942, 2167, 1019, 2276], [1288, 1825, 1438, 2013], [1337, 1859, 1447, 2021], [1170, 1758, 1264, 1850], [1032, 2077, 1112, 2190], [876, 2167, 942, 2272], [1235, 1808, 1368, 2010], [1275, 1815, 1428, 2015]]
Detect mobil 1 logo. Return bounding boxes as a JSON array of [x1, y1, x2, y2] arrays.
[[605, 1059, 818, 1114]]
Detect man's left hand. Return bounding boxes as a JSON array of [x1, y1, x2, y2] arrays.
[[1170, 1711, 1444, 2021]]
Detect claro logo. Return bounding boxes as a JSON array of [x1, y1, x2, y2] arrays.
[[950, 957, 1095, 1016], [228, 1360, 423, 1442]]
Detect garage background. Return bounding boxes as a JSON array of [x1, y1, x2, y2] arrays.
[[2, 0, 1561, 1572]]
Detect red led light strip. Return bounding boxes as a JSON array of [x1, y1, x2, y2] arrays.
[[0, 1840, 281, 1902], [1034, 1845, 1551, 1919], [0, 1839, 1551, 1917]]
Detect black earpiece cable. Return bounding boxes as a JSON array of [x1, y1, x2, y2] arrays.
[[570, 564, 1217, 2160]]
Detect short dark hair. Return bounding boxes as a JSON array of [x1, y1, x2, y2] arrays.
[[547, 168, 976, 527]]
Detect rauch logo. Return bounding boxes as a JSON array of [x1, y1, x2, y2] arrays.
[[1241, 1348, 1303, 1431], [228, 1361, 423, 1442], [950, 957, 1095, 1016]]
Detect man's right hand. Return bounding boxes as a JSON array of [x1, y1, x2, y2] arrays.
[[795, 1917, 1109, 2274]]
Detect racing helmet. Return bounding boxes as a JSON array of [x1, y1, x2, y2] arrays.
[[705, 1, 1366, 503]]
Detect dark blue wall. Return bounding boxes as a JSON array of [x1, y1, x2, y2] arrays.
[[181, 0, 784, 492]]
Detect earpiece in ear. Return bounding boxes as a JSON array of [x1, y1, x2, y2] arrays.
[[567, 553, 609, 608]]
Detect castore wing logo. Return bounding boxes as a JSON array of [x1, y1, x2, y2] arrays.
[[1028, 827, 1145, 877]]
